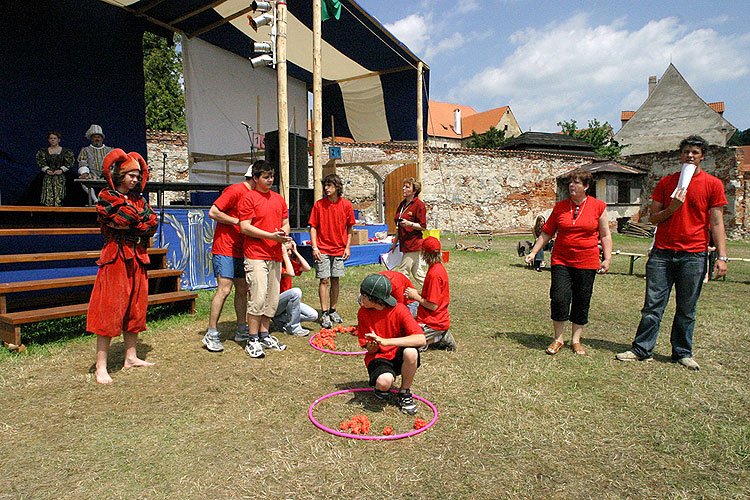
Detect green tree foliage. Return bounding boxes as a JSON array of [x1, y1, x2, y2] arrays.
[[557, 118, 623, 158], [143, 32, 185, 132], [466, 126, 507, 149], [728, 128, 750, 146]]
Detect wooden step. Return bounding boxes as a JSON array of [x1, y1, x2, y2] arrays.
[[0, 247, 167, 264], [0, 206, 96, 213], [0, 268, 182, 294], [0, 291, 198, 338], [0, 227, 100, 236]]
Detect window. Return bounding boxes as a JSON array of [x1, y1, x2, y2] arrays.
[[617, 180, 630, 204]]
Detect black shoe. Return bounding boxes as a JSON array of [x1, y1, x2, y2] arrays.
[[373, 388, 390, 400], [398, 389, 417, 415]]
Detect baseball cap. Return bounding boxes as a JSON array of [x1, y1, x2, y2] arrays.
[[360, 274, 397, 307], [422, 236, 441, 254]]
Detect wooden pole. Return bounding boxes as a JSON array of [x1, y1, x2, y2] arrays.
[[277, 1, 289, 203], [312, 0, 323, 201], [417, 61, 424, 184]]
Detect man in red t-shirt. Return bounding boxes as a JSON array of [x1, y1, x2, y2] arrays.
[[357, 274, 425, 415], [617, 135, 728, 370], [308, 174, 356, 328], [237, 160, 292, 358], [202, 169, 254, 353], [405, 237, 456, 351]]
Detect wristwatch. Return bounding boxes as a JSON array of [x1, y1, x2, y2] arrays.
[[717, 256, 729, 262]]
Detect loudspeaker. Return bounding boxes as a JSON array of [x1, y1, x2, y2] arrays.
[[286, 186, 314, 230], [264, 131, 309, 187]]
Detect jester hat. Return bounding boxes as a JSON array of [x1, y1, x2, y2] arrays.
[[102, 148, 149, 191]]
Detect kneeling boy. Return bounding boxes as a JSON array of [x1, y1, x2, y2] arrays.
[[357, 274, 426, 415]]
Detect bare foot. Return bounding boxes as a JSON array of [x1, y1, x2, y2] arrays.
[[95, 367, 113, 384], [124, 357, 154, 369]]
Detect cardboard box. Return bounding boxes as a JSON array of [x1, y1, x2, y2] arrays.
[[351, 229, 369, 245]]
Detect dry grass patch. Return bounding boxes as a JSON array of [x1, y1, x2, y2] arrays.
[[0, 235, 748, 500]]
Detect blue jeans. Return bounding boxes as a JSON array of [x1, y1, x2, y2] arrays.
[[273, 288, 318, 334], [632, 248, 707, 360]]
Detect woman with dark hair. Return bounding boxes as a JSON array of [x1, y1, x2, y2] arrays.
[[36, 131, 75, 206], [526, 168, 612, 355], [389, 177, 427, 288]]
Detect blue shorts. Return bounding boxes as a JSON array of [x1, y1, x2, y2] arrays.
[[212, 254, 245, 279]]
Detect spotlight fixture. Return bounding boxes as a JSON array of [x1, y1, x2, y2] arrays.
[[248, 1, 274, 31]]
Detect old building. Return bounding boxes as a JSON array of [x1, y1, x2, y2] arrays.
[[614, 64, 737, 155], [427, 100, 522, 149]]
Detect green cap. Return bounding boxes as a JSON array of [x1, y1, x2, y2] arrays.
[[360, 274, 397, 307]]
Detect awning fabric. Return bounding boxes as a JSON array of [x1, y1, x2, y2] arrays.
[[107, 0, 429, 142]]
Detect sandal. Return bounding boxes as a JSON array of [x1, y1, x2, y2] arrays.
[[546, 340, 564, 355], [570, 342, 586, 355]]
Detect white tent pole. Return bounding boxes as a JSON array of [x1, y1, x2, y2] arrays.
[[417, 61, 424, 184], [277, 1, 290, 203], [312, 0, 323, 201]]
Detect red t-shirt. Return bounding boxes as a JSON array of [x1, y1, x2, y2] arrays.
[[280, 258, 302, 293], [652, 170, 727, 252], [379, 270, 416, 306], [308, 197, 356, 256], [238, 188, 289, 262], [357, 303, 424, 367], [416, 262, 450, 330], [542, 197, 606, 269], [395, 197, 426, 252], [211, 182, 251, 258]]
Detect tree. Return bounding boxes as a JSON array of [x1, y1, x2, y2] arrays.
[[557, 118, 623, 158], [143, 32, 185, 132], [728, 128, 750, 146], [466, 126, 507, 149]]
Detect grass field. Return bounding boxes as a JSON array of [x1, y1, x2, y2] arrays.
[[1, 234, 748, 500]]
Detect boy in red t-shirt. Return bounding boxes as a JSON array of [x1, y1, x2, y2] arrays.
[[308, 174, 356, 328], [378, 270, 418, 317], [271, 240, 318, 336], [357, 274, 426, 415], [405, 237, 456, 351], [238, 160, 292, 358], [202, 169, 254, 352]]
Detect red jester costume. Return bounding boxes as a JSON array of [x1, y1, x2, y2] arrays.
[[86, 149, 158, 338]]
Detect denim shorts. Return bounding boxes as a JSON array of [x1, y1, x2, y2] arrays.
[[212, 254, 245, 279], [314, 254, 346, 279]]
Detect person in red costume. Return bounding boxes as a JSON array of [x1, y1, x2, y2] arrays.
[[87, 149, 158, 384]]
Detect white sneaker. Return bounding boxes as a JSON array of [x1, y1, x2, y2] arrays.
[[677, 357, 700, 371], [202, 332, 224, 352], [329, 311, 343, 323], [260, 335, 287, 351], [245, 338, 265, 358]]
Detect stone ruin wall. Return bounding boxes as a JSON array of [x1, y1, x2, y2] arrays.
[[145, 132, 747, 237]]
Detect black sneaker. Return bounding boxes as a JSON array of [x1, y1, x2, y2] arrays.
[[373, 388, 390, 400], [398, 389, 417, 415]]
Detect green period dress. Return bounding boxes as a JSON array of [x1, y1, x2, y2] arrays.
[[36, 148, 75, 206]]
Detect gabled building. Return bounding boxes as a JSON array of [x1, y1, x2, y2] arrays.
[[614, 64, 736, 155], [427, 100, 521, 148]]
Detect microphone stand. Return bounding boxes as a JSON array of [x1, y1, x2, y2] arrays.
[[242, 122, 255, 161]]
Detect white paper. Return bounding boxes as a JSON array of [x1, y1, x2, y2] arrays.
[[671, 163, 696, 197], [380, 248, 403, 270]]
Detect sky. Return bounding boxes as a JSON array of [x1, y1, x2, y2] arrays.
[[355, 0, 750, 135]]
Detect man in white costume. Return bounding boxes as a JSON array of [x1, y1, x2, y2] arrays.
[[77, 124, 113, 203]]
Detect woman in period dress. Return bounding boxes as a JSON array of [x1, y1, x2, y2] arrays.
[[36, 131, 75, 206]]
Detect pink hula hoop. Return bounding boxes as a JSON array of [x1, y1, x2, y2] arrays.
[[308, 388, 438, 440], [308, 331, 366, 355]]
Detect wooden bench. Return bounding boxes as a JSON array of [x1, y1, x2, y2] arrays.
[[613, 250, 647, 275], [0, 247, 167, 265]]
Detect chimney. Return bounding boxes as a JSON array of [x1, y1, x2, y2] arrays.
[[453, 108, 462, 136], [648, 76, 657, 95]]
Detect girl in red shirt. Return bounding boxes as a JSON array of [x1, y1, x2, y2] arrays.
[[526, 168, 612, 356]]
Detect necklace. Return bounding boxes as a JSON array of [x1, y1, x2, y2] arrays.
[[570, 197, 588, 225]]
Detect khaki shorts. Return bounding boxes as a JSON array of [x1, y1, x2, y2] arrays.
[[314, 254, 346, 279], [244, 258, 282, 317]]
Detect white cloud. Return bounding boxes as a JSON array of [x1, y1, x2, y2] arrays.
[[456, 14, 750, 131], [384, 14, 429, 54]]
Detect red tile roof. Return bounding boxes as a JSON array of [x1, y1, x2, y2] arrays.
[[621, 111, 635, 121], [708, 102, 725, 113], [427, 101, 477, 139], [461, 106, 510, 138]]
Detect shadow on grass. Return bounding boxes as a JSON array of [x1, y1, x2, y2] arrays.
[[87, 340, 154, 374], [493, 330, 672, 362], [334, 380, 389, 411]]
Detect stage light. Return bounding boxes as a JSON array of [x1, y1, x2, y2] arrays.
[[253, 42, 273, 53], [250, 54, 274, 68], [248, 1, 274, 31]]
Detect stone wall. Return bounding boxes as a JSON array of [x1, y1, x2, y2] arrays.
[[623, 146, 747, 238], [146, 131, 190, 204]]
